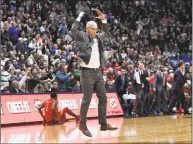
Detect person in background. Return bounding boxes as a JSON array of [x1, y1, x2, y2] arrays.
[[151, 66, 168, 116], [8, 71, 30, 93], [141, 67, 150, 116], [167, 61, 191, 115], [132, 62, 145, 117], [56, 63, 71, 91], [8, 22, 19, 45], [115, 69, 128, 105], [72, 81, 82, 92]]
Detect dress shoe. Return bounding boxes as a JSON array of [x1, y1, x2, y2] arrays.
[[101, 124, 118, 131], [184, 111, 191, 115], [132, 111, 138, 117], [138, 112, 146, 117], [152, 111, 158, 116], [159, 112, 163, 116], [165, 110, 174, 115], [79, 126, 92, 137], [144, 112, 149, 116]]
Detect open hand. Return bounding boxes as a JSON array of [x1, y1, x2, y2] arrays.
[[26, 71, 31, 77], [95, 9, 105, 20], [79, 11, 85, 18]]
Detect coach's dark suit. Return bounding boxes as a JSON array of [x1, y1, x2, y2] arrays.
[[168, 68, 189, 113], [140, 70, 151, 114], [71, 20, 109, 128], [132, 69, 145, 116], [71, 21, 108, 67], [152, 71, 168, 113], [171, 69, 186, 92]]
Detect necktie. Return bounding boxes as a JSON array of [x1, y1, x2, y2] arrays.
[[89, 36, 93, 43]]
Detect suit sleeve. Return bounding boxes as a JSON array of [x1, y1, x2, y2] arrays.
[[71, 21, 84, 41], [97, 21, 109, 42], [176, 74, 186, 87], [153, 72, 158, 89]]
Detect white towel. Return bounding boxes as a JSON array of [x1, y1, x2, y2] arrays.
[[134, 70, 141, 84]]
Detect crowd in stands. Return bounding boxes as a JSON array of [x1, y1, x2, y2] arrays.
[[0, 0, 192, 116]]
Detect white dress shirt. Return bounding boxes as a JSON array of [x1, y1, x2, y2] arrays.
[[80, 38, 100, 68], [76, 14, 107, 68]]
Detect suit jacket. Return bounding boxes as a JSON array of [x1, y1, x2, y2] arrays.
[[172, 68, 186, 92], [140, 70, 150, 93], [153, 71, 167, 91], [132, 68, 145, 93], [115, 75, 128, 92], [71, 21, 109, 67]]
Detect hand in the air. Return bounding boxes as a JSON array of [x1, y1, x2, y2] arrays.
[[79, 11, 85, 18], [26, 71, 31, 77], [95, 9, 105, 20]]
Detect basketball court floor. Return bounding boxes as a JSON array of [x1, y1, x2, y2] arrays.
[[1, 114, 191, 143]]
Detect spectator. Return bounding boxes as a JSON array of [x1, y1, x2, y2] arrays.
[[56, 63, 71, 91], [8, 22, 19, 45], [72, 81, 82, 93]]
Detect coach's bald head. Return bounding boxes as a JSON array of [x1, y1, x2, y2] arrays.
[[86, 21, 97, 38]]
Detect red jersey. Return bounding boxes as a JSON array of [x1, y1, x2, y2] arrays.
[[44, 99, 60, 122], [149, 75, 154, 86], [167, 75, 173, 83]]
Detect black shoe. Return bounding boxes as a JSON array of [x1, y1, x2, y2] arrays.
[[151, 111, 158, 116], [138, 112, 146, 117], [165, 110, 174, 115], [142, 112, 148, 117], [79, 126, 92, 137], [101, 124, 118, 131], [184, 111, 191, 115], [163, 111, 169, 115], [132, 111, 138, 117], [159, 112, 163, 116]]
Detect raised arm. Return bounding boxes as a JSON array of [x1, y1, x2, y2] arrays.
[[71, 11, 85, 41], [95, 9, 109, 40]]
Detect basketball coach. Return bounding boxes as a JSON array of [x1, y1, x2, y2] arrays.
[[71, 9, 117, 137]]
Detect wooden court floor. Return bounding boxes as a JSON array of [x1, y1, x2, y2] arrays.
[[1, 114, 192, 143]]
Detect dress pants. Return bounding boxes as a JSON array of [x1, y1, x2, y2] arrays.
[[151, 87, 168, 113], [80, 68, 107, 128], [168, 90, 189, 113], [134, 88, 144, 115]]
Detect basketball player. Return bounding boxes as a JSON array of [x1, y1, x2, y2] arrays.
[[37, 88, 80, 125]]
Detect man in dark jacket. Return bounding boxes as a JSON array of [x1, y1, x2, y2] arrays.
[[151, 66, 168, 115], [115, 69, 128, 105], [132, 62, 146, 117], [168, 61, 191, 115], [71, 9, 117, 137]]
